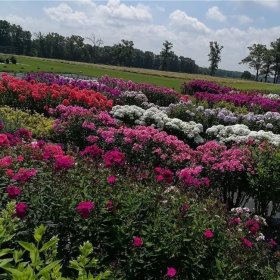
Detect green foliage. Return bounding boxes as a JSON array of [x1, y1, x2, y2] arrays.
[[249, 144, 280, 216], [0, 106, 54, 137], [0, 224, 110, 280]]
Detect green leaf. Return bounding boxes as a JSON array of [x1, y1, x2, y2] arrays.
[[37, 260, 61, 277], [39, 237, 58, 252], [34, 225, 46, 243], [0, 248, 12, 257], [0, 258, 13, 268], [18, 241, 36, 253]]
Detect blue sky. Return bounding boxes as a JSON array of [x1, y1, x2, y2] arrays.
[[1, 0, 280, 72]]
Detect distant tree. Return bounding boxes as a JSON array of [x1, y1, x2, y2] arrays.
[[10, 56, 17, 64], [241, 71, 252, 80], [260, 48, 274, 82], [85, 33, 103, 63], [160, 40, 173, 71], [271, 38, 280, 84], [208, 41, 223, 76], [240, 43, 266, 81]]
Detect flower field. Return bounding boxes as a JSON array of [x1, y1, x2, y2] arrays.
[[0, 72, 279, 279]]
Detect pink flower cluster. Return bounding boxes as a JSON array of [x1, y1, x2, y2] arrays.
[[154, 167, 173, 184], [178, 166, 210, 188], [103, 149, 125, 168]]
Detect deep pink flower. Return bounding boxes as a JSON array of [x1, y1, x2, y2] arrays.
[[12, 168, 37, 183], [54, 155, 75, 170], [204, 229, 214, 239], [268, 239, 277, 248], [106, 199, 114, 211], [0, 156, 13, 168], [81, 144, 103, 158], [76, 201, 95, 219], [179, 166, 210, 188], [107, 175, 117, 184], [133, 236, 143, 247], [245, 219, 260, 234], [5, 169, 14, 177], [103, 149, 125, 168], [15, 128, 32, 140], [0, 133, 10, 146], [180, 203, 190, 214], [43, 143, 64, 160], [154, 167, 173, 184], [229, 217, 241, 225], [15, 202, 28, 218], [241, 237, 253, 248], [17, 155, 24, 162], [166, 267, 177, 278], [6, 185, 21, 199]]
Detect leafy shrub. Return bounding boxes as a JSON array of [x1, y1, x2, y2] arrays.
[[0, 106, 54, 138]]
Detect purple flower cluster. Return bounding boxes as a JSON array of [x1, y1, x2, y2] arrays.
[[184, 80, 232, 94], [195, 92, 280, 112]]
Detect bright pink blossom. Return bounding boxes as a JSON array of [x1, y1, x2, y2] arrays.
[[133, 236, 143, 247], [76, 201, 95, 219], [0, 134, 10, 146], [107, 175, 117, 184], [204, 229, 214, 239], [166, 267, 177, 278]]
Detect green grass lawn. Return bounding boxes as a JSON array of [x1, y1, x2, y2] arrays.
[[1, 54, 280, 93]]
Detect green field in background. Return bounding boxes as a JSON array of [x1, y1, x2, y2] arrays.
[[0, 54, 279, 93]]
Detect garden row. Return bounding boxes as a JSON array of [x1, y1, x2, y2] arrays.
[[0, 72, 279, 279]]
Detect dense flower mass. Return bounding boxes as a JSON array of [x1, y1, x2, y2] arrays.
[[0, 73, 279, 279], [0, 74, 113, 112]]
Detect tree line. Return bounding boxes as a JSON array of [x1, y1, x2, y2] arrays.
[[0, 20, 199, 74], [240, 40, 280, 83]]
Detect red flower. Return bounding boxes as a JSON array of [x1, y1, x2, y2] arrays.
[[133, 236, 143, 247], [204, 229, 214, 239], [15, 202, 28, 219], [81, 145, 103, 158], [76, 201, 95, 219], [6, 185, 21, 199], [166, 267, 177, 278], [54, 155, 75, 170], [62, 99, 70, 106], [241, 237, 253, 248]]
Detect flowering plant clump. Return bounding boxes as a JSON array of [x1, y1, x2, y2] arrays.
[[0, 74, 113, 113]]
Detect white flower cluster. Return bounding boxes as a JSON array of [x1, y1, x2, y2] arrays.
[[111, 105, 204, 143], [206, 124, 280, 146], [266, 93, 280, 100]]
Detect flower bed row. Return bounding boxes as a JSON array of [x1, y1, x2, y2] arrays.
[[0, 130, 279, 279], [0, 74, 113, 113]]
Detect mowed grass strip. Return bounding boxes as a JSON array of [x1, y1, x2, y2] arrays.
[[0, 54, 279, 93]]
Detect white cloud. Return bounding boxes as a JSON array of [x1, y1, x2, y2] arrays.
[[169, 10, 211, 33], [44, 4, 89, 26], [3, 1, 280, 72], [206, 6, 227, 22], [231, 15, 253, 25], [256, 0, 280, 8]]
